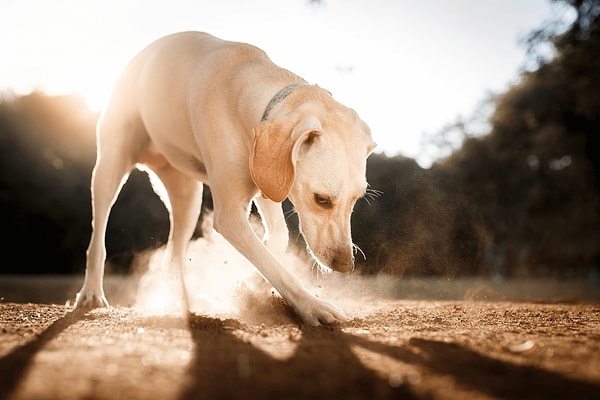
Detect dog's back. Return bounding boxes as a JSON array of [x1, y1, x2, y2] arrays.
[[100, 31, 297, 181]]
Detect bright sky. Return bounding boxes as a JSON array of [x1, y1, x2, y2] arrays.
[[1, 0, 557, 167]]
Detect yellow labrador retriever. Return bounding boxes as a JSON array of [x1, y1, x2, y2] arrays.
[[75, 31, 375, 325]]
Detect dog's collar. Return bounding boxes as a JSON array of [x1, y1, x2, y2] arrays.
[[261, 82, 310, 122]]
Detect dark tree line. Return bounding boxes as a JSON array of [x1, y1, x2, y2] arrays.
[[0, 0, 598, 277], [387, 0, 600, 278], [0, 93, 172, 274]]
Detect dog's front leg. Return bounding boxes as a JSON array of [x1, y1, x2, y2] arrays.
[[212, 198, 347, 325], [253, 196, 289, 255]]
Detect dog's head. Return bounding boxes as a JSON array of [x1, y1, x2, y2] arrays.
[[251, 88, 375, 272]]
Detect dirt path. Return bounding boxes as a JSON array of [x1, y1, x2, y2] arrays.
[[1, 298, 599, 400]]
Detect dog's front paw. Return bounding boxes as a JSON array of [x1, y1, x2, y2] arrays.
[[74, 291, 109, 309], [294, 293, 348, 326]]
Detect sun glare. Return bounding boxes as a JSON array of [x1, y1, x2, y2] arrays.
[[77, 84, 111, 113], [17, 62, 118, 114], [71, 63, 119, 113]]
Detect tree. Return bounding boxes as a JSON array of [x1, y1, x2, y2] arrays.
[[436, 0, 600, 277]]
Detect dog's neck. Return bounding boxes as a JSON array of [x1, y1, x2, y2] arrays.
[[261, 82, 310, 122]]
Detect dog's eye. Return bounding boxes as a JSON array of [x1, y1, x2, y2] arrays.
[[314, 193, 332, 208]]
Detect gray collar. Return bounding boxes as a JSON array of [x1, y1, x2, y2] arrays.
[[261, 82, 309, 122]]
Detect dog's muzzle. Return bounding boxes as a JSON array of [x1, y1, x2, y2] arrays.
[[330, 252, 355, 273]]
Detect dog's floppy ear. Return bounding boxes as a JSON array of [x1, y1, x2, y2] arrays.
[[250, 116, 322, 202]]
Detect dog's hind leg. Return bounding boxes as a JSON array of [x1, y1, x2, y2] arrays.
[[75, 101, 150, 308], [75, 145, 135, 309], [253, 196, 289, 256], [150, 165, 204, 306]]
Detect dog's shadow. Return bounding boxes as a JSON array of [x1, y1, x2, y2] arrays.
[[2, 305, 598, 400], [0, 308, 85, 400], [181, 313, 600, 400], [181, 314, 413, 400]]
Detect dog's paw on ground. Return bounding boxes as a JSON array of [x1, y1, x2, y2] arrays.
[[232, 278, 297, 326], [74, 291, 110, 310]]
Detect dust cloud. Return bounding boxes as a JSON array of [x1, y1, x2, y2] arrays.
[[131, 212, 402, 324], [130, 210, 600, 324]]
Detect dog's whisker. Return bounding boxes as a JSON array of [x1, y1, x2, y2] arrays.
[[308, 254, 333, 282], [365, 188, 383, 200], [284, 212, 296, 221], [360, 188, 383, 206], [310, 259, 323, 282], [284, 208, 297, 221], [353, 243, 366, 261], [311, 259, 319, 274]]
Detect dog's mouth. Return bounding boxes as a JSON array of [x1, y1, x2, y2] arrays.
[[309, 248, 355, 273], [330, 260, 354, 273], [330, 247, 355, 273]]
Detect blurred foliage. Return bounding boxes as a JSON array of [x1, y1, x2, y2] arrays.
[[416, 0, 600, 278], [0, 92, 173, 273], [0, 0, 598, 277], [0, 93, 95, 274]]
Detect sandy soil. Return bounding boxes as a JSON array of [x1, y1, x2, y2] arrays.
[[0, 275, 599, 400]]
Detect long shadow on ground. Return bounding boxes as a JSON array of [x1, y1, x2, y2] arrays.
[[181, 314, 600, 400], [0, 309, 84, 400], [181, 315, 414, 400]]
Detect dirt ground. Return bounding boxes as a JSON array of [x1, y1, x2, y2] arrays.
[[0, 275, 599, 400]]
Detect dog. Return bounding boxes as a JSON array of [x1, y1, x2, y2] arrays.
[[75, 31, 376, 325]]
